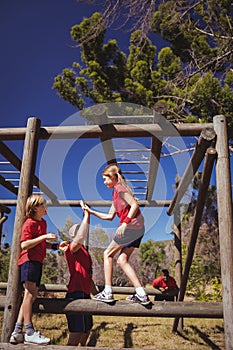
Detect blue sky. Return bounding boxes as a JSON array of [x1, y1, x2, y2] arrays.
[[0, 0, 224, 247]]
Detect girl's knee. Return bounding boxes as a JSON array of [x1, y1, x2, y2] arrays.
[[117, 254, 127, 267], [104, 246, 117, 259]]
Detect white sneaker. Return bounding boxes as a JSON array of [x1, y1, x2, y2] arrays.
[[126, 293, 151, 305], [24, 331, 50, 345], [93, 290, 114, 303], [10, 331, 24, 344]]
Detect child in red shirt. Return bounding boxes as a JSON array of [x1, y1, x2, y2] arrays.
[[59, 201, 98, 346], [10, 195, 58, 345], [152, 269, 179, 301], [83, 164, 150, 305]]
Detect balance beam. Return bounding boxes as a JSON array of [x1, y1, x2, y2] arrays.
[[0, 296, 223, 318]]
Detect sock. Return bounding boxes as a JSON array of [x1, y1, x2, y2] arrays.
[[136, 287, 146, 297], [25, 322, 35, 336], [14, 322, 23, 334], [104, 285, 112, 294]]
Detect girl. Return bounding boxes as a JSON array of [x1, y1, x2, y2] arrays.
[[83, 164, 150, 305]]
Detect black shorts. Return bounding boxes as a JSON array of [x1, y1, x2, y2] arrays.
[[114, 226, 145, 248], [20, 261, 42, 287], [66, 291, 93, 333]]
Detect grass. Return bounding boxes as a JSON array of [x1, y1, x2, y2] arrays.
[[0, 312, 224, 349]]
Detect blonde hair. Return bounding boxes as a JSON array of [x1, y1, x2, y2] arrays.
[[25, 194, 46, 218], [102, 164, 134, 196]]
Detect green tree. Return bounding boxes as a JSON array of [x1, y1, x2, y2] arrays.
[[53, 1, 233, 125], [42, 252, 60, 284], [0, 247, 10, 283], [139, 239, 167, 284], [181, 175, 221, 300]]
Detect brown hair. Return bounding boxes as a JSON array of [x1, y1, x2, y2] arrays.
[[25, 194, 46, 218], [102, 164, 134, 196]]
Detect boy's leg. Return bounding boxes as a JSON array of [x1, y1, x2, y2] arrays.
[[22, 281, 38, 325]]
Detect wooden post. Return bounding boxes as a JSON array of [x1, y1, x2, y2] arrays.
[[213, 115, 233, 350], [173, 203, 183, 331], [1, 117, 41, 342], [167, 127, 216, 216], [172, 148, 216, 332]]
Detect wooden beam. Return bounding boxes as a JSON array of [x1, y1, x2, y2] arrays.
[[213, 115, 233, 350], [0, 199, 172, 207], [0, 175, 18, 195], [167, 128, 216, 216], [0, 344, 84, 350], [0, 123, 214, 141], [0, 283, 177, 297], [0, 296, 223, 318], [172, 147, 217, 332], [0, 140, 58, 201], [146, 136, 162, 200], [173, 202, 183, 331]]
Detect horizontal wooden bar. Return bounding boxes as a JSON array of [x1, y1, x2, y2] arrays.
[[0, 283, 177, 297], [0, 123, 214, 140], [0, 199, 172, 207], [0, 296, 223, 318], [0, 344, 145, 349]]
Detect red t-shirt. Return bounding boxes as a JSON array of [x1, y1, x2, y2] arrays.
[[152, 275, 177, 289], [113, 183, 144, 230], [65, 244, 93, 295], [18, 217, 47, 266]]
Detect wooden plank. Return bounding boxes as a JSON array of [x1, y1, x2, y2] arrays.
[[0, 296, 223, 318], [0, 123, 214, 141], [0, 283, 176, 296], [0, 344, 138, 350], [0, 199, 172, 207], [213, 115, 233, 350]]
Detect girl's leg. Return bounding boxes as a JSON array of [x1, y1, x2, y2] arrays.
[[117, 247, 150, 305], [103, 240, 122, 286], [116, 246, 142, 288]]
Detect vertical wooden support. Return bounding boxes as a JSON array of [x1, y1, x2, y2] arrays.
[[1, 117, 41, 342], [213, 115, 233, 350], [173, 204, 183, 331], [146, 136, 162, 200], [172, 147, 216, 332]]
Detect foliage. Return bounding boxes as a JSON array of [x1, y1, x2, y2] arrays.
[[53, 1, 233, 126], [0, 247, 10, 282], [42, 252, 60, 284], [139, 239, 168, 285]]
